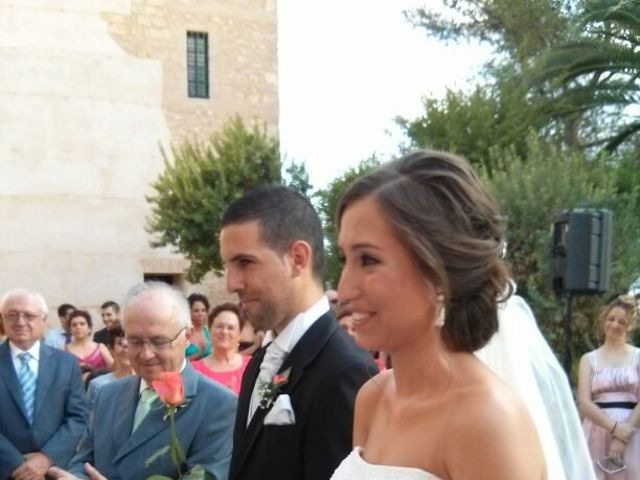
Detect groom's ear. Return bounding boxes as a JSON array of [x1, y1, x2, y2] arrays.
[[287, 240, 313, 278]]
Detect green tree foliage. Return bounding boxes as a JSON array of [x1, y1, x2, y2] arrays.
[[482, 135, 640, 358], [146, 115, 281, 281], [315, 157, 381, 288], [397, 78, 546, 170], [399, 1, 577, 168], [406, 0, 574, 63], [284, 158, 313, 198], [533, 0, 640, 152]]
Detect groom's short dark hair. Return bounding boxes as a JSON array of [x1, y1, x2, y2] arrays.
[[222, 185, 325, 282]]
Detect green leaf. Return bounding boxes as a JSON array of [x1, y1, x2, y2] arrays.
[[181, 465, 211, 480], [145, 446, 170, 467]]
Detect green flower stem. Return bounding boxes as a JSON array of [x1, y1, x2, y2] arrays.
[[168, 408, 186, 478]]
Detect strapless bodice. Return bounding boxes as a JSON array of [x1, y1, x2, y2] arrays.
[[331, 447, 443, 480]]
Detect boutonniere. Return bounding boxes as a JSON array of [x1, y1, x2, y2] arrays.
[[258, 368, 290, 410]]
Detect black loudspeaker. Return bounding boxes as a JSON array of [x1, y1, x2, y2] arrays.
[[551, 209, 613, 294]]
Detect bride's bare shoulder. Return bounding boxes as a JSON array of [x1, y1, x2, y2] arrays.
[[445, 379, 546, 479], [353, 370, 393, 444], [357, 369, 393, 403]]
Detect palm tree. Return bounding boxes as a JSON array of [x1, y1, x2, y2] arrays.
[[534, 0, 640, 152]]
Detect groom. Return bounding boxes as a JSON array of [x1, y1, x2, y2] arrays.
[[220, 185, 377, 480]]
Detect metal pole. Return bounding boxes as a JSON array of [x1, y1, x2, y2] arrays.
[[563, 292, 573, 384]]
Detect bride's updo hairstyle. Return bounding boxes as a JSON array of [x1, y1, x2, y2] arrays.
[[337, 150, 512, 352]]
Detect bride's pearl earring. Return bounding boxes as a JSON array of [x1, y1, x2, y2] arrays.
[[434, 294, 445, 327]]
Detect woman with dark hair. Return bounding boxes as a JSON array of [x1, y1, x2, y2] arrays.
[[191, 302, 251, 394], [86, 325, 134, 408], [185, 293, 213, 361], [331, 150, 545, 479], [579, 295, 640, 478], [65, 310, 113, 377]]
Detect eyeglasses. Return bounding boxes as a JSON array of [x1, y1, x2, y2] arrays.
[[126, 327, 184, 352], [597, 457, 626, 475], [4, 311, 42, 323]]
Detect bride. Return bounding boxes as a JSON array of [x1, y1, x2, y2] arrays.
[[332, 150, 555, 479]]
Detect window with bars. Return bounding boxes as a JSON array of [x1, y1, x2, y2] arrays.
[[187, 31, 209, 98]]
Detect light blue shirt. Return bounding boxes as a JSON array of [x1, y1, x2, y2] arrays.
[[44, 327, 71, 350], [10, 340, 40, 379]]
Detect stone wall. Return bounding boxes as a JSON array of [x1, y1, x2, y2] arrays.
[[103, 0, 279, 143], [0, 0, 278, 328]]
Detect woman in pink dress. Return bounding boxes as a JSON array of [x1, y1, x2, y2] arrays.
[[579, 295, 640, 479], [192, 302, 251, 394], [65, 310, 114, 379]]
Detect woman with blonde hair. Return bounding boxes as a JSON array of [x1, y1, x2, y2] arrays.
[[579, 295, 640, 478]]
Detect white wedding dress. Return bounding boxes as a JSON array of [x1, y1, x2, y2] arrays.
[[331, 291, 596, 480], [331, 447, 442, 480]]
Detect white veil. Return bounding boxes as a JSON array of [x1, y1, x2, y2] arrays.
[[475, 292, 596, 480]]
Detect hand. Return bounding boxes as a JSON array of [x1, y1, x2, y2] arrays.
[[47, 467, 79, 480], [12, 452, 51, 480], [608, 437, 627, 461], [84, 463, 108, 480], [48, 464, 106, 480], [614, 421, 636, 443]]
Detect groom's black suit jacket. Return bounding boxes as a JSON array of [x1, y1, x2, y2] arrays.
[[230, 312, 377, 480]]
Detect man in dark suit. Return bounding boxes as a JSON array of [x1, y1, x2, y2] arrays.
[[220, 185, 377, 480], [49, 282, 236, 480], [92, 300, 120, 345], [0, 289, 88, 479]]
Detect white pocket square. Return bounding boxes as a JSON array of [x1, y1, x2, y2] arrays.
[[264, 394, 296, 425]]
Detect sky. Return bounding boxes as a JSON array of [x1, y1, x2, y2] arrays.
[[277, 0, 493, 190]]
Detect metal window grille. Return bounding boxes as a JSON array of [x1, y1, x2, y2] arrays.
[[187, 31, 209, 98]]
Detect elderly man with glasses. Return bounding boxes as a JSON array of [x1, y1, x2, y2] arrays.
[[0, 289, 88, 480], [49, 282, 237, 480]]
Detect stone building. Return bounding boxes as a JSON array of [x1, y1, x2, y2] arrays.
[[0, 0, 278, 326]]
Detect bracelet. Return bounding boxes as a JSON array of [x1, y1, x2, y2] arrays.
[[611, 422, 618, 434]]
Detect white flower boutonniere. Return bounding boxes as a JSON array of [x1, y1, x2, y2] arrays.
[[258, 368, 291, 409]]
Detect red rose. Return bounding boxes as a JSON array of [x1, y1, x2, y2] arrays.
[[152, 371, 185, 407], [273, 373, 288, 385]]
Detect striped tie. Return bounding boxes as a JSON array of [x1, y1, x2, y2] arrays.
[[17, 352, 36, 424]]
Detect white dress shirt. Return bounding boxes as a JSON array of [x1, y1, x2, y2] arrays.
[[248, 296, 330, 421], [262, 295, 330, 354]]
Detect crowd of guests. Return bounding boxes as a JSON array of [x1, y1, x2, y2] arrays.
[[0, 149, 638, 480], [0, 287, 373, 397], [23, 296, 263, 396]]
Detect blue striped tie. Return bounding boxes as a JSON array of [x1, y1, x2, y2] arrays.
[[18, 352, 36, 424]]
